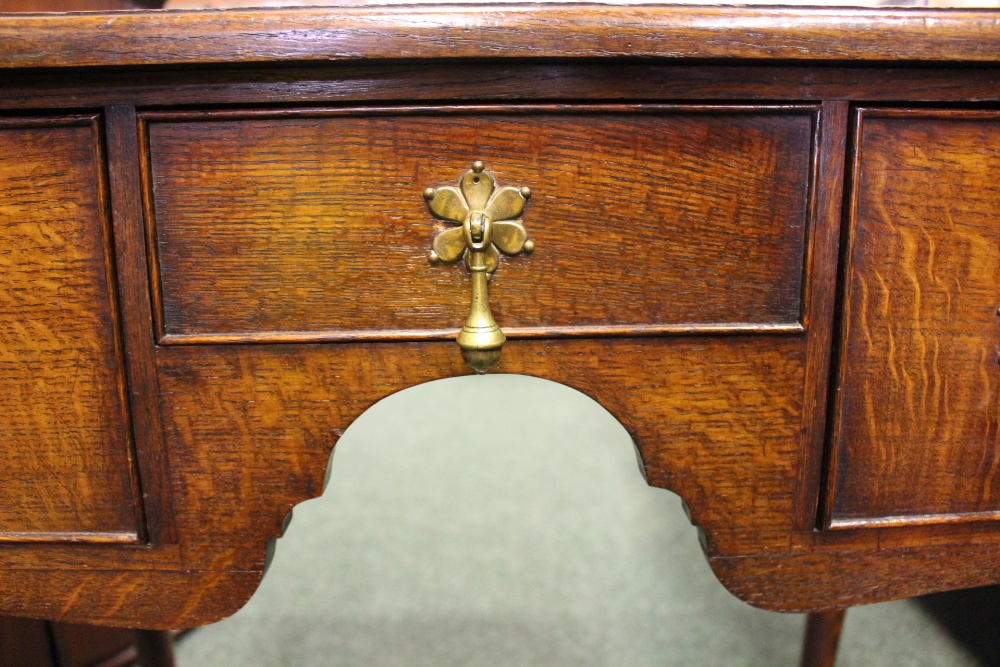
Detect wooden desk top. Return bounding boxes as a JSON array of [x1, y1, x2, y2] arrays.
[[0, 4, 998, 631], [1, 5, 1000, 67]]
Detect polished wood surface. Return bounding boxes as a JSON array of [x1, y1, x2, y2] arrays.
[[144, 106, 812, 343], [0, 6, 998, 69], [0, 116, 140, 542], [799, 610, 845, 667], [0, 9, 996, 660], [1, 64, 998, 112], [106, 105, 177, 545], [154, 337, 805, 572], [828, 109, 1000, 528]]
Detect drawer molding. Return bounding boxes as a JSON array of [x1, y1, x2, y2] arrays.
[[0, 115, 146, 545], [829, 509, 1000, 531], [0, 531, 139, 544], [140, 104, 818, 345], [157, 321, 806, 346], [823, 107, 1000, 531]]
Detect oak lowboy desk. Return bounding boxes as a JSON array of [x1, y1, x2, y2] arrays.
[[1, 3, 999, 663]]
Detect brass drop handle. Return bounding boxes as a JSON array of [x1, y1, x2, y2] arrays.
[[424, 161, 535, 374]]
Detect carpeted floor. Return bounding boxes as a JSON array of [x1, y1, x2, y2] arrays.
[[175, 375, 996, 666]]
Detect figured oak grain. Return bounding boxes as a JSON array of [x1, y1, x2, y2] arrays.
[[144, 106, 813, 342], [829, 109, 1000, 527], [0, 7, 998, 69], [149, 336, 807, 575], [0, 117, 139, 540], [2, 8, 1000, 632]]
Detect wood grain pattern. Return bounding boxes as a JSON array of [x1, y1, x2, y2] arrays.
[[0, 65, 998, 113], [0, 542, 182, 570], [793, 100, 848, 532], [0, 116, 140, 541], [0, 332, 815, 627], [713, 538, 1000, 613], [1, 7, 1000, 634], [799, 610, 845, 667], [106, 105, 177, 545], [152, 337, 807, 573], [144, 106, 813, 342], [0, 7, 998, 69], [0, 568, 261, 628], [827, 109, 1000, 528]]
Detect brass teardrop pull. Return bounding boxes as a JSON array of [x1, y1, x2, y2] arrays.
[[424, 161, 535, 374]]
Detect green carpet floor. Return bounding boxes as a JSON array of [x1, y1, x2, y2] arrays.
[[175, 375, 994, 666]]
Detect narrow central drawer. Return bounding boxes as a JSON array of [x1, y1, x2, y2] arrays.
[[141, 105, 816, 344]]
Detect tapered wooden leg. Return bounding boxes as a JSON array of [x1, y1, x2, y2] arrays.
[[799, 609, 846, 667], [134, 629, 176, 667]]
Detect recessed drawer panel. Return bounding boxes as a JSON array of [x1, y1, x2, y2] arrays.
[[0, 117, 139, 542], [827, 109, 1000, 529], [143, 106, 816, 343]]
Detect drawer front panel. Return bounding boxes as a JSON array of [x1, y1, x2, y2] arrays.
[[143, 106, 815, 343], [0, 117, 139, 541], [828, 109, 1000, 528]]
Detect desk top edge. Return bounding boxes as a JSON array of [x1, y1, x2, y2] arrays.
[[1, 5, 999, 69]]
